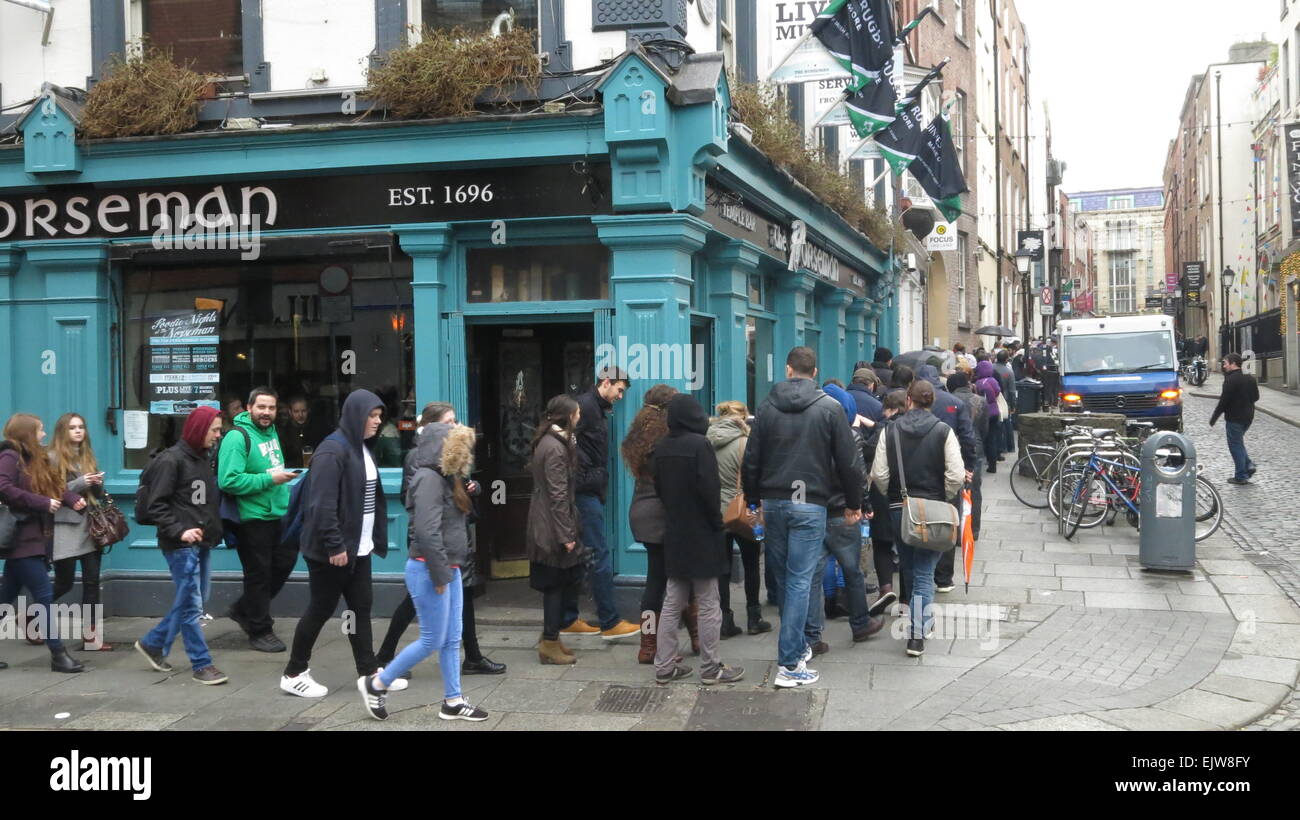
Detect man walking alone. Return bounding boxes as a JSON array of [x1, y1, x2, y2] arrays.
[[743, 347, 864, 688], [1209, 353, 1260, 485], [218, 388, 298, 651]]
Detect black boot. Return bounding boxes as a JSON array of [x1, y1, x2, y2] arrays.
[[720, 610, 743, 639], [746, 604, 772, 635], [50, 648, 84, 674]]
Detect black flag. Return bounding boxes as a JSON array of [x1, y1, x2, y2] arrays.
[[908, 110, 969, 223], [810, 0, 896, 89]]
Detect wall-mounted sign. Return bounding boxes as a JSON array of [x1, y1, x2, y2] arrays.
[[0, 164, 612, 242], [146, 309, 221, 415], [760, 1, 852, 84], [1284, 123, 1300, 242], [927, 222, 957, 251]]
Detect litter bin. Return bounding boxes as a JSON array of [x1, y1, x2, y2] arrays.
[[1016, 378, 1043, 414], [1138, 431, 1197, 571]]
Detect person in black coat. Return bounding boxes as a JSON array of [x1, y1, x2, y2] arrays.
[[650, 395, 744, 686], [285, 389, 392, 710], [1210, 352, 1261, 484]]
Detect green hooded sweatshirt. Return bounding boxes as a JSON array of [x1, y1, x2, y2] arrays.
[[217, 411, 290, 520]]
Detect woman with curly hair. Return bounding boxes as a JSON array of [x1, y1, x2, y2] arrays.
[[622, 384, 699, 664]]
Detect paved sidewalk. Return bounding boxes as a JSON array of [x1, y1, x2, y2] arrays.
[[2, 400, 1297, 731], [1187, 371, 1300, 429]]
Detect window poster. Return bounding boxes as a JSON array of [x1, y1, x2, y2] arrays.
[[146, 309, 222, 415]]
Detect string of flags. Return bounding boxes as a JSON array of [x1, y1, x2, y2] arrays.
[[767, 0, 968, 224]]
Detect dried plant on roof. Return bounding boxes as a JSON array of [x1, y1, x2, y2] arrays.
[[366, 26, 542, 120], [730, 78, 907, 251], [80, 46, 210, 139]]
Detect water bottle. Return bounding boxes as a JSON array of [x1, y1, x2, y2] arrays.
[[749, 504, 764, 542], [859, 518, 871, 543]]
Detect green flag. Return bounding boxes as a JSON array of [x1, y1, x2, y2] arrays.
[[809, 0, 896, 89], [908, 111, 968, 223]]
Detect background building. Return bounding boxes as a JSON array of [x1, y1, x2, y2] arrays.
[[1069, 187, 1166, 317]]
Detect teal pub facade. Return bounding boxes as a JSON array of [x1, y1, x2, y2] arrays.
[[0, 50, 901, 614]]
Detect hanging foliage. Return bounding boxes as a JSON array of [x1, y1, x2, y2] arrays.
[[729, 78, 910, 252], [365, 26, 542, 120], [80, 46, 210, 139]]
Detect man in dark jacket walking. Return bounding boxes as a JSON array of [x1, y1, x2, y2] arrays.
[[743, 347, 863, 688], [870, 347, 895, 398], [563, 367, 640, 640], [651, 395, 744, 686], [282, 390, 394, 714], [134, 406, 228, 685], [1209, 353, 1261, 485]]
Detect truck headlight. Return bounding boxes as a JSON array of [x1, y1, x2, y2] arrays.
[[1061, 393, 1082, 408], [1158, 388, 1181, 407]]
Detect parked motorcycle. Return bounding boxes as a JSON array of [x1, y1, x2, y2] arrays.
[[1181, 355, 1207, 387]]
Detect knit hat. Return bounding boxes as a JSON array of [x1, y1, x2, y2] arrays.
[[181, 406, 221, 452]]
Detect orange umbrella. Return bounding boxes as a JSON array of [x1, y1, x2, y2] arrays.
[[961, 485, 976, 591]]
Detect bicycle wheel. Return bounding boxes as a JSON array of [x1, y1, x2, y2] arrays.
[[1010, 451, 1054, 509], [1194, 476, 1223, 542], [1064, 470, 1108, 539]]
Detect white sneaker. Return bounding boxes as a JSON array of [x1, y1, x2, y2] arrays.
[[200, 612, 214, 621], [801, 645, 814, 664], [280, 669, 328, 698], [376, 667, 408, 692], [774, 661, 820, 688]]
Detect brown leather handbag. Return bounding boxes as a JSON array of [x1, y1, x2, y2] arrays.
[[722, 440, 761, 540], [85, 491, 130, 552]]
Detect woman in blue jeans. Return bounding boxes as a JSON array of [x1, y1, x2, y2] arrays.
[[363, 410, 487, 722], [0, 413, 87, 674], [869, 381, 964, 657]]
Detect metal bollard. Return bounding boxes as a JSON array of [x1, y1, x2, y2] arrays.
[[1138, 431, 1197, 570]]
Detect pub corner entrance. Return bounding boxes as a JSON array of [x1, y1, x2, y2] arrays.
[[467, 321, 594, 579]]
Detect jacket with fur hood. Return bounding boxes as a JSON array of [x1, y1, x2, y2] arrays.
[[403, 422, 475, 587], [299, 389, 390, 563], [707, 415, 748, 516]]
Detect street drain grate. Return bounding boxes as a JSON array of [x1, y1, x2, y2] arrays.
[[593, 685, 668, 715]]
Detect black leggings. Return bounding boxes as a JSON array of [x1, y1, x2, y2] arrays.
[[640, 543, 666, 614], [378, 587, 484, 665], [542, 579, 580, 641], [53, 550, 103, 608], [285, 556, 374, 678], [718, 534, 763, 614]]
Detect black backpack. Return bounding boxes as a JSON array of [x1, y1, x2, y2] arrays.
[[134, 449, 170, 526]]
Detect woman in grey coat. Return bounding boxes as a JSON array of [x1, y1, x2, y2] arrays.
[[49, 412, 110, 651], [707, 401, 771, 637]]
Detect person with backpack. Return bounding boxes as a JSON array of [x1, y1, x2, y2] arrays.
[[49, 412, 111, 651], [133, 406, 228, 684], [947, 371, 987, 541], [361, 409, 488, 722], [279, 390, 393, 712], [871, 381, 964, 657], [376, 402, 506, 679], [974, 361, 1004, 474], [217, 387, 297, 652], [0, 413, 87, 673], [994, 350, 1018, 457]]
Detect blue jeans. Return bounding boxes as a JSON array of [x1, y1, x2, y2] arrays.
[[891, 510, 942, 640], [1, 555, 66, 652], [141, 547, 211, 671], [1225, 421, 1254, 480], [566, 493, 619, 631], [806, 516, 873, 641], [762, 500, 827, 668], [160, 547, 211, 654], [380, 562, 462, 700]]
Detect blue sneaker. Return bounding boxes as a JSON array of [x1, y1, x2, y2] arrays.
[[774, 662, 819, 688]]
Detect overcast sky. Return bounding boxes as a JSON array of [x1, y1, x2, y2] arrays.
[[1016, 0, 1277, 195]]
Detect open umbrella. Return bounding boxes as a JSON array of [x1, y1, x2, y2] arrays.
[[891, 349, 947, 372], [974, 325, 1016, 337]]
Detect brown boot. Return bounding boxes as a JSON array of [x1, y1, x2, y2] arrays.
[[557, 638, 575, 657], [638, 629, 656, 664], [538, 638, 576, 665], [683, 601, 700, 655]]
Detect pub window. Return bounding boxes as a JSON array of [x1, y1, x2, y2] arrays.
[[122, 248, 415, 470], [466, 244, 609, 303], [763, 275, 776, 312], [749, 274, 762, 305], [416, 1, 539, 37], [133, 0, 243, 76]]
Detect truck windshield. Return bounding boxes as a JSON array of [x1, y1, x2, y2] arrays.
[[1061, 330, 1175, 375]]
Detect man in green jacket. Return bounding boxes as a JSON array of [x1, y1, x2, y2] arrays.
[[219, 387, 297, 652]]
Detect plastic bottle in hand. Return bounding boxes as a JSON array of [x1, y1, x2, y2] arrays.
[[749, 504, 764, 542]]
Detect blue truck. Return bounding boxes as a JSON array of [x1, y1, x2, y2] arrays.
[[1055, 314, 1183, 431]]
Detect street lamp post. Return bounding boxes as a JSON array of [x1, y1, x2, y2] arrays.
[[1015, 248, 1034, 341], [1221, 265, 1233, 356]]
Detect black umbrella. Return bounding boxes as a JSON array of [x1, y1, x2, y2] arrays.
[[975, 325, 1016, 337], [892, 349, 947, 371]]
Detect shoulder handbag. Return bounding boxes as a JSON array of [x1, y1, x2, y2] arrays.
[[722, 439, 761, 540], [84, 490, 131, 552], [995, 391, 1010, 419], [0, 501, 26, 557], [891, 426, 959, 552]]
